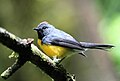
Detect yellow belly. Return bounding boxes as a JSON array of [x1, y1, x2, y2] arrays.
[[37, 39, 68, 58]]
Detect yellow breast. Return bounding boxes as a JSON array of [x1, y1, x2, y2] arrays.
[[37, 39, 68, 58]]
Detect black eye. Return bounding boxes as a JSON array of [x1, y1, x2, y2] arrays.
[[42, 26, 48, 29]]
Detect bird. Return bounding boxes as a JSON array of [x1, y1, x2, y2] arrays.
[[34, 21, 114, 62]]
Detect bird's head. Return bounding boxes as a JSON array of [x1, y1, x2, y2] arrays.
[[34, 21, 55, 39]]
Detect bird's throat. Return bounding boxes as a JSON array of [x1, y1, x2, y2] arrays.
[[37, 31, 44, 39]]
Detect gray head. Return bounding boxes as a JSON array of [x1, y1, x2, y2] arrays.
[[34, 21, 55, 39]]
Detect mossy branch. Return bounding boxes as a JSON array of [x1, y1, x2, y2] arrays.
[[0, 27, 75, 81]]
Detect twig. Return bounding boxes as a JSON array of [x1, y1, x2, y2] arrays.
[[1, 58, 26, 79]]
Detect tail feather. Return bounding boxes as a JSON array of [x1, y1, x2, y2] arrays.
[[80, 42, 114, 51]]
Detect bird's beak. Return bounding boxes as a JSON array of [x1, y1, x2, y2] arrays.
[[33, 27, 39, 31]]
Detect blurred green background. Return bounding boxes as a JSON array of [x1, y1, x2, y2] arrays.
[[0, 0, 120, 81]]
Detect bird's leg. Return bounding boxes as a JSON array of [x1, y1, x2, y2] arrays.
[[79, 51, 87, 57], [58, 56, 66, 64], [53, 56, 66, 65], [52, 56, 61, 63]]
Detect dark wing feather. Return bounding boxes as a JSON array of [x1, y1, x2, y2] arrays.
[[49, 38, 85, 50]]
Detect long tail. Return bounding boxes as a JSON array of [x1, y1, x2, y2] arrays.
[[80, 42, 114, 50]]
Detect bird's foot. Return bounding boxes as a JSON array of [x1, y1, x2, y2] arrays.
[[52, 56, 61, 63]]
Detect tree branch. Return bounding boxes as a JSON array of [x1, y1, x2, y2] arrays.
[[1, 58, 26, 79], [0, 27, 75, 81]]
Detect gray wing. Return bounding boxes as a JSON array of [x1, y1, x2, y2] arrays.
[[42, 35, 85, 51]]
